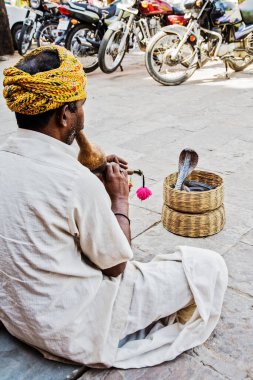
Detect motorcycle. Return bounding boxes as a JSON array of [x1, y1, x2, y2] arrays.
[[145, 0, 253, 86], [36, 3, 62, 48], [57, 1, 120, 73], [98, 0, 187, 74], [18, 1, 60, 56]]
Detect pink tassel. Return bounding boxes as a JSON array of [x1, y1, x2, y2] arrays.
[[136, 172, 152, 201], [136, 186, 152, 201]]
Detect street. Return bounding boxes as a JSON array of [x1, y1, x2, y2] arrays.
[[0, 52, 253, 380]]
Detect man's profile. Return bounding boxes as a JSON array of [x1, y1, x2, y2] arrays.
[[0, 46, 228, 368]]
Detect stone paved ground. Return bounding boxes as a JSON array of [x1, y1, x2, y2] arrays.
[[0, 52, 253, 380]]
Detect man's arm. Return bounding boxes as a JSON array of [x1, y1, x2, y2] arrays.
[[102, 262, 127, 277], [101, 163, 131, 277], [111, 199, 131, 244]]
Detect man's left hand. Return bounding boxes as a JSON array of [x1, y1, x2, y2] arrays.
[[106, 155, 128, 170]]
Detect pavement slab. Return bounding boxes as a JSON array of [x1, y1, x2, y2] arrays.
[[193, 288, 253, 380], [240, 228, 253, 246], [0, 326, 79, 380], [129, 204, 160, 239], [79, 353, 227, 380], [0, 52, 253, 379], [224, 241, 253, 297], [131, 199, 253, 258]]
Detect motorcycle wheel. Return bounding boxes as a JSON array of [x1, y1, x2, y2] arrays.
[[18, 23, 34, 56], [66, 24, 99, 74], [37, 22, 58, 47], [227, 55, 253, 72], [98, 28, 127, 74], [145, 30, 198, 86], [11, 23, 23, 50], [29, 0, 43, 10]]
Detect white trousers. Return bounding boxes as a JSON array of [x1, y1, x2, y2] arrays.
[[114, 246, 228, 369], [120, 259, 193, 340]]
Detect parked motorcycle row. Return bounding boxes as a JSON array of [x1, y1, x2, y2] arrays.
[[18, 0, 253, 85]]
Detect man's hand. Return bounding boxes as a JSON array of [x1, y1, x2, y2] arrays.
[[106, 155, 128, 170], [104, 162, 129, 205], [104, 163, 131, 246]]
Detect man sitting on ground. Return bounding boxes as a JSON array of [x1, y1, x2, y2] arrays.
[[0, 46, 228, 369]]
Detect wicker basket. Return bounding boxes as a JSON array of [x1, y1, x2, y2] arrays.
[[162, 204, 225, 238], [163, 170, 224, 214]]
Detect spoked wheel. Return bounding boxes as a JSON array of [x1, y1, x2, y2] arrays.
[[11, 23, 23, 50], [145, 31, 198, 86], [18, 24, 34, 55], [98, 29, 127, 74], [66, 24, 99, 73], [37, 22, 58, 47]]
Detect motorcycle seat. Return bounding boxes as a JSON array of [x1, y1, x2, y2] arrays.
[[239, 0, 253, 24], [70, 2, 116, 19], [172, 6, 185, 16], [69, 3, 94, 11], [100, 4, 117, 18], [46, 3, 58, 9]]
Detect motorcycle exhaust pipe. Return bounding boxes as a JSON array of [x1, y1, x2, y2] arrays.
[[55, 35, 65, 45], [86, 37, 100, 48], [235, 24, 253, 40], [76, 36, 93, 47], [76, 36, 100, 48]]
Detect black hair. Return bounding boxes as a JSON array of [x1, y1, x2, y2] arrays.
[[15, 49, 77, 130]]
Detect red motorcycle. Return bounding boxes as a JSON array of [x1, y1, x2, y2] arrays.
[[98, 0, 187, 73]]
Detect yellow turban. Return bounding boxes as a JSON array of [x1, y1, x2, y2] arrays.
[[3, 46, 87, 115]]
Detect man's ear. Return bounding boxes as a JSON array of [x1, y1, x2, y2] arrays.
[[57, 105, 70, 128]]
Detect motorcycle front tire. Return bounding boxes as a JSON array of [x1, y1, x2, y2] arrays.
[[29, 0, 43, 10], [145, 30, 198, 86], [66, 24, 99, 74], [37, 21, 59, 47], [18, 23, 33, 56], [11, 23, 23, 50], [98, 28, 127, 74]]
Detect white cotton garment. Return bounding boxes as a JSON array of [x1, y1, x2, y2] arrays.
[[0, 130, 228, 369], [114, 246, 228, 368], [0, 129, 134, 367]]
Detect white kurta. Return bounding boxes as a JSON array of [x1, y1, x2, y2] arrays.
[[0, 130, 228, 369]]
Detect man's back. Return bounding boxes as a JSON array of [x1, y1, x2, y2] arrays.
[[0, 129, 95, 279], [0, 129, 133, 366]]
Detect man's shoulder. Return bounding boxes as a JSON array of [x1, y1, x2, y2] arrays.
[[70, 165, 110, 205], [73, 165, 104, 191]]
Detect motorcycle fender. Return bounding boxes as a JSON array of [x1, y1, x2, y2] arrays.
[[108, 20, 125, 31], [160, 25, 197, 45], [24, 19, 33, 26]]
